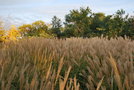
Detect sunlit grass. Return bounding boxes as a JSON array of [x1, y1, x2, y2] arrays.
[[0, 37, 134, 90]]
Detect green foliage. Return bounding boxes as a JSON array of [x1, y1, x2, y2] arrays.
[[2, 7, 133, 39], [50, 16, 62, 38], [62, 7, 134, 39], [64, 7, 92, 37], [16, 7, 134, 39], [121, 16, 134, 38], [90, 13, 106, 37], [19, 20, 53, 38]]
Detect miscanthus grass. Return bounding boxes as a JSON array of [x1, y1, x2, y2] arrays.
[[0, 37, 134, 90]]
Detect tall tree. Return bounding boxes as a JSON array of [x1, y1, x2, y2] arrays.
[[64, 7, 92, 37], [122, 15, 134, 38], [51, 16, 62, 38], [52, 16, 62, 28], [90, 13, 106, 36]]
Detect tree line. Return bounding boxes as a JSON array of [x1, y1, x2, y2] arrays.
[[0, 7, 134, 42]]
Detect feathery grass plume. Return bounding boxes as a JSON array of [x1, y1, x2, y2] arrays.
[[73, 76, 80, 90], [59, 66, 72, 90], [96, 76, 104, 90], [55, 57, 64, 85], [108, 53, 123, 90]]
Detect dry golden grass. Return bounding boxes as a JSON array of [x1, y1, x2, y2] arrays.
[[108, 54, 123, 90], [0, 37, 134, 90]]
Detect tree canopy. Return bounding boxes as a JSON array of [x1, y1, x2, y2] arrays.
[[0, 7, 134, 42]]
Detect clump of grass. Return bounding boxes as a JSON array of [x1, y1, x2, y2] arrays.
[[0, 37, 134, 90]]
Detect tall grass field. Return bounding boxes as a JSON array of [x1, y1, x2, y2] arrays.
[[0, 37, 134, 90]]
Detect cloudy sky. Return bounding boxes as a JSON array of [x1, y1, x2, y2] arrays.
[[0, 0, 134, 27]]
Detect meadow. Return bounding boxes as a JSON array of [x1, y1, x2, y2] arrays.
[[0, 37, 134, 90]]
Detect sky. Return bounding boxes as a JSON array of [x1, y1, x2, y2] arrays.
[[0, 0, 134, 28]]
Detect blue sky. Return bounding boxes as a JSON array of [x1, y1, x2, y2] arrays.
[[0, 0, 134, 27]]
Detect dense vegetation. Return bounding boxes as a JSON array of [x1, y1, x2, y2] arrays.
[[0, 7, 134, 90], [0, 7, 134, 42], [0, 37, 134, 90]]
